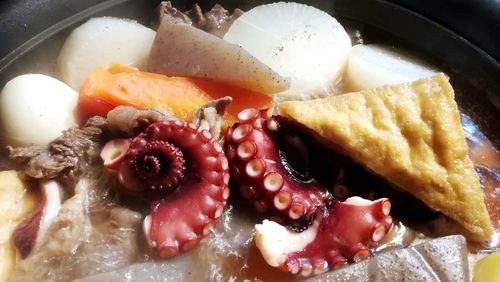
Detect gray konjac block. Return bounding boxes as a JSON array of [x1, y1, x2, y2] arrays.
[[309, 235, 469, 282]]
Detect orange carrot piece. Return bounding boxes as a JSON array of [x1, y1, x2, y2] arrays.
[[80, 67, 211, 121], [189, 79, 272, 117], [79, 66, 272, 127]]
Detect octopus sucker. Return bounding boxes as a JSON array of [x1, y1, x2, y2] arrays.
[[103, 120, 229, 259], [274, 191, 292, 210], [225, 107, 395, 276], [255, 196, 393, 277], [100, 138, 131, 171], [225, 108, 332, 223]]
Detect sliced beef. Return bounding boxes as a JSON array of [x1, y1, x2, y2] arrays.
[[153, 1, 192, 25], [192, 96, 232, 142], [106, 105, 173, 137], [154, 1, 243, 37], [8, 116, 108, 183], [186, 3, 243, 37], [8, 103, 229, 183], [107, 102, 230, 143]]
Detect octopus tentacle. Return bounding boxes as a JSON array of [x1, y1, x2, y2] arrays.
[[105, 120, 229, 258], [255, 196, 393, 276], [226, 108, 395, 276], [225, 108, 331, 223], [120, 139, 186, 192]]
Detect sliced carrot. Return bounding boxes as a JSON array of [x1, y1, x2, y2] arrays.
[[189, 79, 272, 117], [79, 66, 272, 127], [80, 67, 210, 121]]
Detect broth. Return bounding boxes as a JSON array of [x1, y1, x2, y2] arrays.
[[1, 1, 499, 281]]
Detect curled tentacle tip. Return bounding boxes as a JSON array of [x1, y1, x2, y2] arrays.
[[113, 120, 229, 259], [254, 196, 393, 277]]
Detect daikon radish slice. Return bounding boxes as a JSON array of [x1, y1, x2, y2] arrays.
[[344, 44, 437, 91], [224, 2, 351, 100], [57, 17, 155, 90]]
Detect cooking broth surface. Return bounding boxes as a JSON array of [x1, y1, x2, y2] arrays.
[[1, 3, 499, 281]]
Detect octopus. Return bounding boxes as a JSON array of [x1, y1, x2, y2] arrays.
[[224, 108, 333, 224], [224, 108, 394, 276], [101, 119, 230, 258]]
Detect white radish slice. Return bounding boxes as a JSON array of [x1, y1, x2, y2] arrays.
[[223, 2, 351, 100], [57, 17, 156, 90], [0, 74, 78, 146], [344, 44, 437, 91]]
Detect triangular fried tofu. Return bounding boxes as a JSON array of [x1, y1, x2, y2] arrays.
[[277, 73, 493, 242]]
